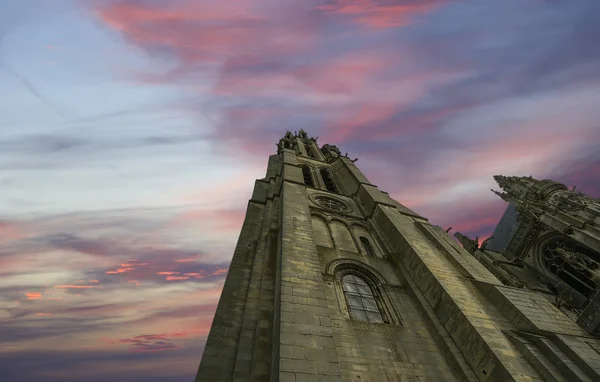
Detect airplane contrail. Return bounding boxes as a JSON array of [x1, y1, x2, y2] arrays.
[[0, 61, 67, 119]]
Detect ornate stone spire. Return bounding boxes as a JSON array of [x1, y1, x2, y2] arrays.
[[493, 175, 514, 190]]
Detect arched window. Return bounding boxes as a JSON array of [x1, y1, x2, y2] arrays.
[[303, 141, 316, 159], [541, 239, 600, 297], [341, 274, 384, 323], [360, 236, 374, 257], [302, 165, 315, 187], [320, 169, 338, 193]]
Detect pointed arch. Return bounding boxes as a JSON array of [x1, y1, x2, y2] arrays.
[[341, 273, 383, 323], [301, 165, 315, 187], [360, 236, 375, 257], [320, 169, 338, 193], [304, 141, 317, 159], [330, 219, 357, 253], [532, 233, 600, 299], [326, 259, 402, 325], [311, 215, 333, 248], [349, 222, 383, 258]]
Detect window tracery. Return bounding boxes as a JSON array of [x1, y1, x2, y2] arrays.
[[541, 238, 600, 297], [341, 274, 384, 323], [314, 196, 348, 212], [328, 260, 402, 325]]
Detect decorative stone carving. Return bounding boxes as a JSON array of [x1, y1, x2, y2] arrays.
[[277, 131, 295, 151], [311, 195, 351, 213], [322, 144, 341, 157], [454, 232, 479, 254], [541, 239, 600, 299]]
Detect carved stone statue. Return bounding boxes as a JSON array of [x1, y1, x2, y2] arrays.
[[329, 145, 341, 156], [298, 129, 308, 139], [278, 133, 293, 150]]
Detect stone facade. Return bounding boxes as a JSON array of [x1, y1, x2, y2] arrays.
[[196, 130, 600, 381], [461, 176, 600, 334]]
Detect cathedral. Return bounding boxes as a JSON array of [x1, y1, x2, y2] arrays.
[[195, 130, 600, 382]]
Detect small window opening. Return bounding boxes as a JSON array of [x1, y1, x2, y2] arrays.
[[304, 142, 317, 159], [302, 165, 315, 187], [360, 237, 375, 257], [320, 169, 338, 193], [342, 274, 384, 323]]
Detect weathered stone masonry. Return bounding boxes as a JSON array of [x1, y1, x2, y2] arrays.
[[196, 130, 600, 382]]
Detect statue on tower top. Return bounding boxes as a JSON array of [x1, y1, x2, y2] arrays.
[[277, 131, 294, 152]]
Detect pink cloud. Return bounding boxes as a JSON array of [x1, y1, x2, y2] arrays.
[[175, 256, 201, 263], [95, 0, 316, 74], [106, 267, 135, 274], [26, 292, 42, 300], [165, 276, 189, 281], [183, 272, 206, 279], [35, 313, 52, 316], [0, 220, 27, 242], [211, 268, 227, 276], [318, 0, 446, 28], [53, 285, 101, 289], [214, 51, 398, 100], [156, 272, 180, 275]]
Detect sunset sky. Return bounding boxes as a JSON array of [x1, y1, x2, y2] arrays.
[[1, 0, 599, 381]]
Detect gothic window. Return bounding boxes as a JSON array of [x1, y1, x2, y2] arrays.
[[541, 239, 600, 297], [360, 236, 374, 257], [304, 141, 317, 159], [302, 165, 315, 187], [341, 274, 384, 323], [320, 169, 338, 193]]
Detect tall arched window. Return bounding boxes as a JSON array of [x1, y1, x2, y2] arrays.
[[303, 141, 316, 159], [360, 236, 374, 257], [302, 165, 315, 187], [541, 239, 599, 297], [320, 169, 338, 193], [341, 274, 384, 323]]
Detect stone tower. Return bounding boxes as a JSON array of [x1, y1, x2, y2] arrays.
[[195, 131, 600, 382]]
